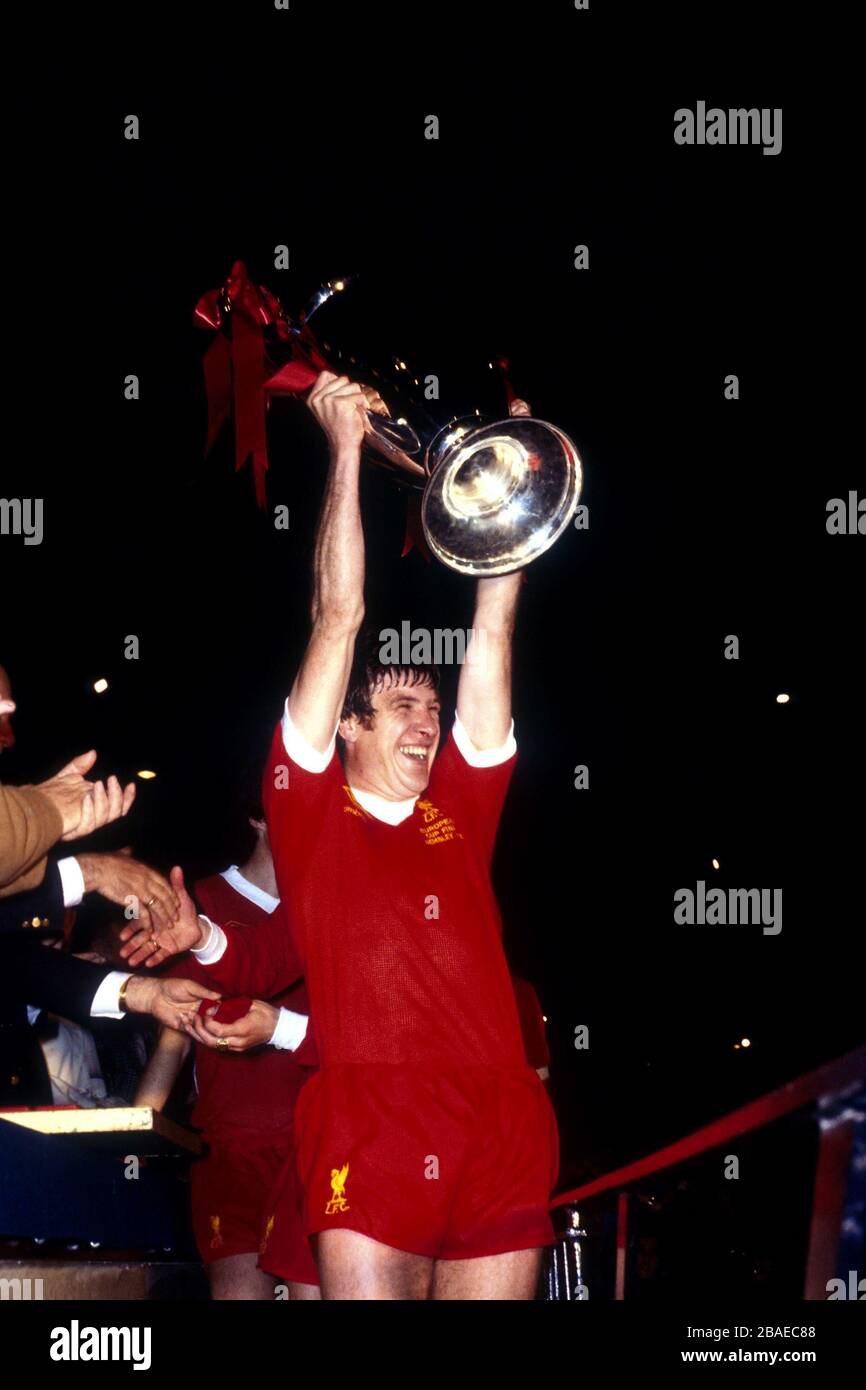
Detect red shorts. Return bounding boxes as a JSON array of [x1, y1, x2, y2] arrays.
[[294, 1062, 559, 1260], [191, 1129, 316, 1285], [258, 1130, 320, 1288]]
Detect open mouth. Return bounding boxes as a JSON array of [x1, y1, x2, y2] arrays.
[[398, 744, 429, 764]]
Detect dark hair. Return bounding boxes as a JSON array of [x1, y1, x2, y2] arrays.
[[67, 895, 128, 958], [341, 626, 441, 728], [235, 761, 265, 825], [226, 759, 267, 863]]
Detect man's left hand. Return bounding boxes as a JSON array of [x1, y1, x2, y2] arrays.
[[118, 865, 208, 966]]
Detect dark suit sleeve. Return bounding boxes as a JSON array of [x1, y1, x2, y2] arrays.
[[0, 934, 117, 1027], [0, 860, 65, 936]]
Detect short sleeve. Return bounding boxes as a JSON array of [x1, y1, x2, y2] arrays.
[[280, 700, 338, 774], [427, 723, 517, 868], [262, 703, 344, 844]]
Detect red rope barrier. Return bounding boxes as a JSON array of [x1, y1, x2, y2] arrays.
[[551, 1043, 866, 1209]]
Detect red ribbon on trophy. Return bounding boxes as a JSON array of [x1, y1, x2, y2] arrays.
[[193, 261, 329, 507], [495, 355, 516, 409], [193, 262, 434, 561], [401, 494, 431, 562]]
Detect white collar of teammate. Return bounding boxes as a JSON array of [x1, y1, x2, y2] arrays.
[[221, 864, 280, 913]]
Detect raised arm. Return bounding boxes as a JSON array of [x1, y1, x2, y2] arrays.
[[287, 371, 370, 753], [455, 399, 530, 750], [456, 575, 521, 749]]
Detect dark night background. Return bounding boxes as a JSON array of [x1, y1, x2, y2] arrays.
[[2, 26, 861, 1202]]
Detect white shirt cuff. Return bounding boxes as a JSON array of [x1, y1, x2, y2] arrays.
[[281, 699, 338, 774], [192, 916, 228, 964], [452, 712, 517, 767], [57, 856, 86, 908], [90, 970, 132, 1020], [269, 1007, 309, 1051]]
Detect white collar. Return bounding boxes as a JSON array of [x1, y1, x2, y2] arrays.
[[349, 787, 418, 826], [221, 865, 280, 913]]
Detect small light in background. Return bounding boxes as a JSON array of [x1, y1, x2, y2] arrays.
[[542, 1015, 548, 1023], [712, 858, 720, 870], [740, 1037, 751, 1048], [137, 770, 157, 780], [776, 693, 790, 704], [93, 678, 109, 694]]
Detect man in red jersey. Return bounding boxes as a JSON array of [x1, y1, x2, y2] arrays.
[[122, 371, 559, 1299], [135, 800, 319, 1300]]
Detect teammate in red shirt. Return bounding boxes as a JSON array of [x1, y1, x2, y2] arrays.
[[123, 373, 560, 1298], [134, 811, 319, 1300]]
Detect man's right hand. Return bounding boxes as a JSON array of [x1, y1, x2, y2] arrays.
[[77, 851, 179, 936], [118, 866, 207, 967], [124, 974, 221, 1030], [307, 371, 371, 454], [32, 750, 136, 841]]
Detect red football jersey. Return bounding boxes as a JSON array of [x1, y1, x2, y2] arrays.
[[510, 975, 550, 1070], [166, 870, 315, 1136], [205, 723, 527, 1069]]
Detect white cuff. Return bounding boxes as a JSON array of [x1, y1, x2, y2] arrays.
[[452, 713, 517, 767], [57, 856, 86, 908], [90, 970, 132, 1020], [192, 916, 228, 964], [269, 1007, 309, 1051], [281, 699, 338, 774]]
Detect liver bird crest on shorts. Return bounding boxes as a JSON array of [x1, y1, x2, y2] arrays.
[[325, 1163, 350, 1215]]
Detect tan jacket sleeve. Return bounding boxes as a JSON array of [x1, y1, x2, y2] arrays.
[[0, 784, 64, 897]]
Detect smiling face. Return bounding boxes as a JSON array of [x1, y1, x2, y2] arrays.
[[340, 670, 441, 801]]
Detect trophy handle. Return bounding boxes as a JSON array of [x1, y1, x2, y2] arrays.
[[363, 412, 426, 486]]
